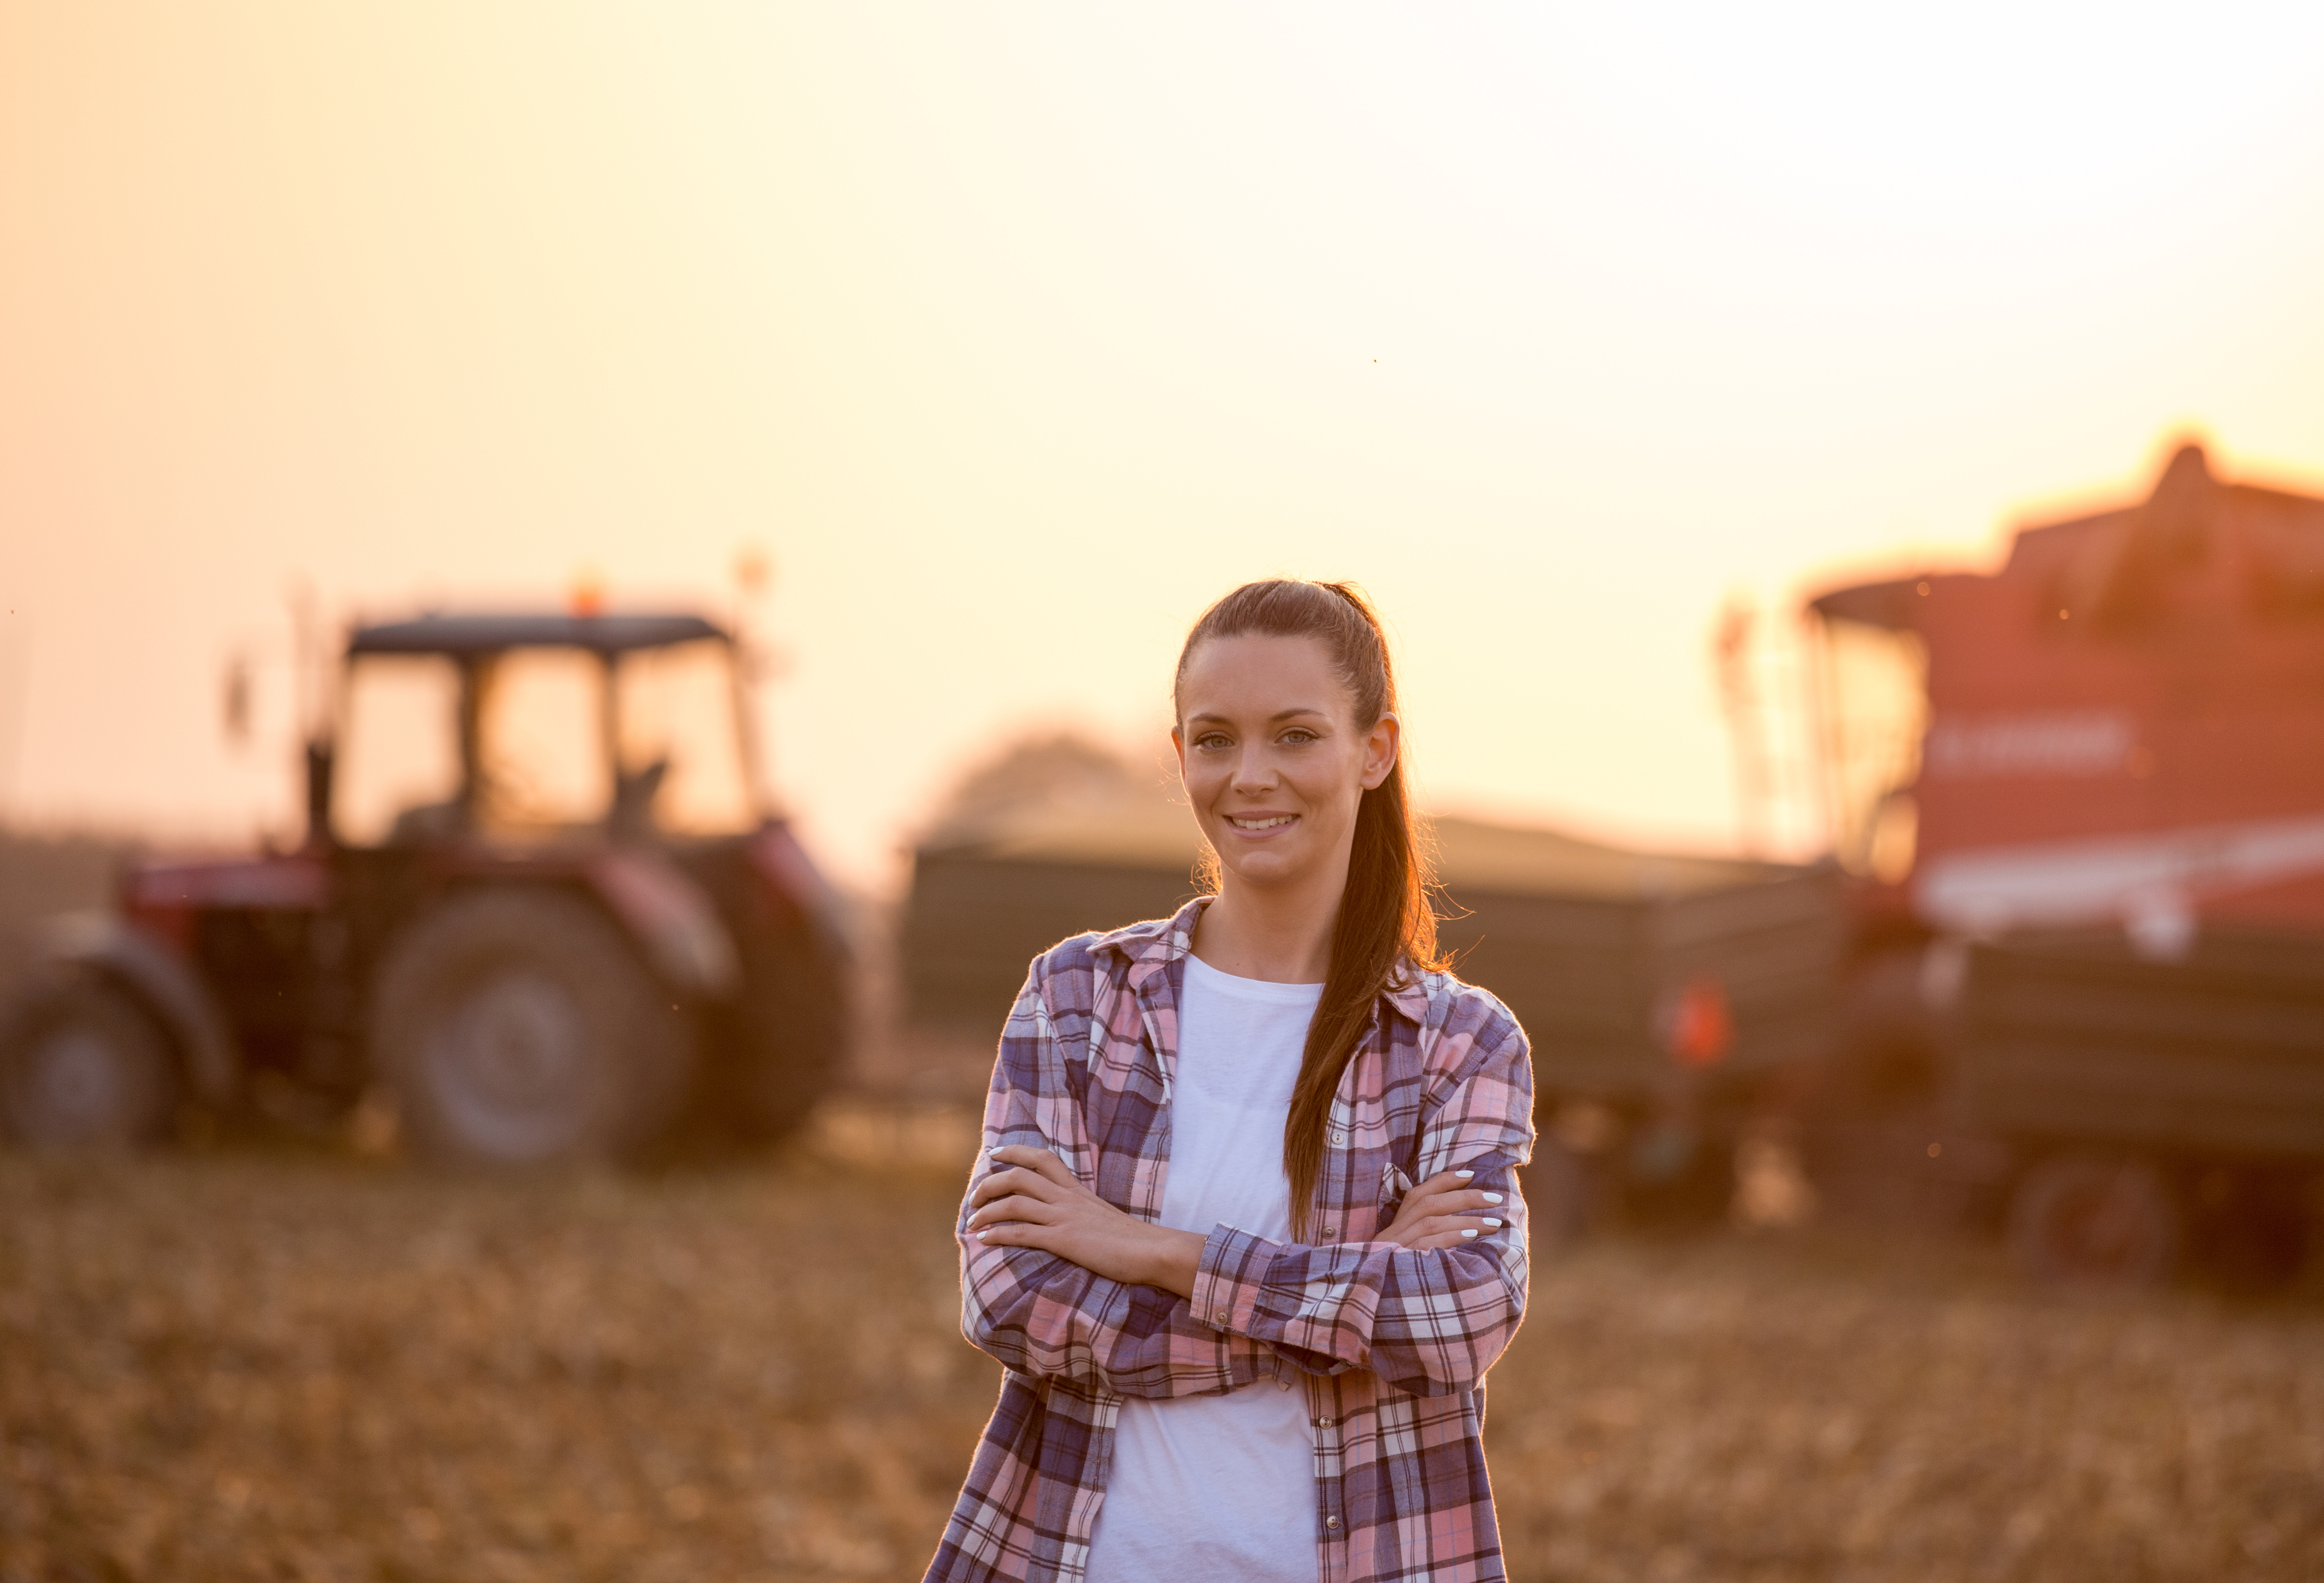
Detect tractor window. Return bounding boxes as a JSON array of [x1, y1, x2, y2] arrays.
[[1813, 615, 1928, 877], [613, 639, 759, 836], [474, 649, 613, 837], [335, 655, 464, 846]]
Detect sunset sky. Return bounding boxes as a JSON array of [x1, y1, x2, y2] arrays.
[[6, 4, 2324, 891]]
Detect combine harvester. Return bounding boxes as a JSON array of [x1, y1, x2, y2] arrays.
[[1805, 443, 2324, 1286]]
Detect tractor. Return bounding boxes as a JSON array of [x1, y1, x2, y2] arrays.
[[0, 611, 853, 1164]]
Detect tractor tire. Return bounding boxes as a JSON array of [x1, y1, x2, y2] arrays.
[[0, 969, 178, 1150], [2006, 1152, 2181, 1290], [371, 888, 695, 1166]]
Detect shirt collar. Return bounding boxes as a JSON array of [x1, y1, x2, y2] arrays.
[[1089, 896, 1206, 995], [1092, 895, 1431, 1027]]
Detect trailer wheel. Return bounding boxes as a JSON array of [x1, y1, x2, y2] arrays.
[[1619, 1124, 1736, 1230], [1524, 1138, 1608, 1251], [2007, 1153, 2181, 1289], [723, 930, 849, 1150], [0, 971, 177, 1150], [371, 889, 695, 1166]]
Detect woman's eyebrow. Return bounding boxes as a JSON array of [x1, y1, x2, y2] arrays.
[[1187, 707, 1331, 725]]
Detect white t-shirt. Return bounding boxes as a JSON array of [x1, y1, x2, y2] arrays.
[[1083, 953, 1322, 1583]]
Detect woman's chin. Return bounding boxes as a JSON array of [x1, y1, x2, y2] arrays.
[[1215, 844, 1314, 888]]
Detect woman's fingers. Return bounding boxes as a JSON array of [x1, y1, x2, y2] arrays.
[[1385, 1213, 1505, 1249], [1410, 1214, 1503, 1248], [966, 1192, 1058, 1231], [1378, 1166, 1508, 1247], [1401, 1185, 1506, 1218], [970, 1216, 1059, 1248], [989, 1145, 1078, 1189], [968, 1164, 1061, 1210]]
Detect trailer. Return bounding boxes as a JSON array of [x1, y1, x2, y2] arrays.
[[903, 795, 1840, 1230], [1959, 927, 2324, 1287]]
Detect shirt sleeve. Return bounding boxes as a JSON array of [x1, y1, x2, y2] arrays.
[[956, 961, 1301, 1399], [1185, 1015, 1534, 1397]]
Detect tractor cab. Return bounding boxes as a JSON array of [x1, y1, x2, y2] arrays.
[[1, 611, 851, 1165], [326, 614, 760, 852]]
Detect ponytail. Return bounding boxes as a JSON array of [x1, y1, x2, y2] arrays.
[[1174, 580, 1439, 1238]]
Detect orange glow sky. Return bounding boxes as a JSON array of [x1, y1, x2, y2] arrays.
[[6, 4, 2324, 890]]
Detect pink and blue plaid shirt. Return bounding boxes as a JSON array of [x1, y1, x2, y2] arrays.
[[924, 899, 1535, 1583]]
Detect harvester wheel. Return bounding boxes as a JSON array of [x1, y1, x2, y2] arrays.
[[2007, 1152, 2181, 1290], [371, 888, 694, 1166], [0, 970, 177, 1150]]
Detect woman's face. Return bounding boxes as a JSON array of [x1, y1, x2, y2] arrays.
[[1173, 633, 1399, 894]]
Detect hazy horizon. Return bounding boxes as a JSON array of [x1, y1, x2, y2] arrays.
[[7, 4, 2324, 891]]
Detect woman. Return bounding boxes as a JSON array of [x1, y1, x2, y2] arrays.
[[924, 580, 1533, 1583]]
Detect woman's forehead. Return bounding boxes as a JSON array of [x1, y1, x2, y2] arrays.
[[1177, 632, 1349, 713]]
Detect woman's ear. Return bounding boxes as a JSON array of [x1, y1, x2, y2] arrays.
[[1360, 713, 1400, 790]]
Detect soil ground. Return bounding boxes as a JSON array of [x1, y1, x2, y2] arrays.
[[5, 1115, 2322, 1583]]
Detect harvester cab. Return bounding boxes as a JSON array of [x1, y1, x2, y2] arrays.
[[0, 612, 852, 1164]]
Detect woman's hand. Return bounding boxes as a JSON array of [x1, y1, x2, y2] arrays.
[[1378, 1168, 1505, 1250], [968, 1146, 1206, 1299]]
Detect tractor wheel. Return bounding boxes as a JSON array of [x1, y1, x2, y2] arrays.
[[0, 970, 177, 1150], [371, 889, 695, 1166], [2006, 1153, 2181, 1290]]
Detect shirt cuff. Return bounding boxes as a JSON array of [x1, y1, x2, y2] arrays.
[[1192, 1223, 1279, 1336]]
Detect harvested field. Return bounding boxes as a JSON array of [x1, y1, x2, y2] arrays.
[[4, 1121, 2322, 1583]]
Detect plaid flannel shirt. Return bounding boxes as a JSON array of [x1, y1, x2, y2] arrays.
[[924, 898, 1535, 1583]]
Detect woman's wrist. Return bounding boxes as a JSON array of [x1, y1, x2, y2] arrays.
[[1135, 1225, 1206, 1299]]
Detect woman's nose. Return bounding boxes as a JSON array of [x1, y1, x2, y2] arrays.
[[1232, 747, 1275, 791]]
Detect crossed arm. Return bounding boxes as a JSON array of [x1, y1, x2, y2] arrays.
[[957, 972, 1533, 1399], [968, 1146, 1506, 1295]]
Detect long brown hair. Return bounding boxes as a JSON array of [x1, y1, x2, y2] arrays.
[[1174, 580, 1440, 1238]]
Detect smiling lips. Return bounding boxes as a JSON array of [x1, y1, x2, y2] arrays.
[[1225, 814, 1298, 834]]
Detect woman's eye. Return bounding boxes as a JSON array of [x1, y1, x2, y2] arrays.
[[1195, 733, 1232, 750], [1280, 729, 1317, 745]]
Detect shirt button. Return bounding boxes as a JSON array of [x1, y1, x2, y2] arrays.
[[1212, 1309, 1228, 1324], [1322, 1223, 1339, 1238], [1326, 1515, 1340, 1530], [1316, 1416, 1334, 1428]]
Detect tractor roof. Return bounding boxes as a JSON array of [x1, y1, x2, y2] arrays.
[[347, 613, 729, 657]]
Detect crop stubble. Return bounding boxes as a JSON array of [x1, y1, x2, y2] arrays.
[[3, 1136, 2321, 1583]]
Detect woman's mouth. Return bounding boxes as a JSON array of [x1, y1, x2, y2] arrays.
[[1224, 814, 1297, 835]]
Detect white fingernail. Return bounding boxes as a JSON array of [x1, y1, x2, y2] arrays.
[[1454, 1170, 1474, 1180], [1482, 1218, 1503, 1228], [1481, 1192, 1503, 1205], [1461, 1228, 1479, 1239]]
